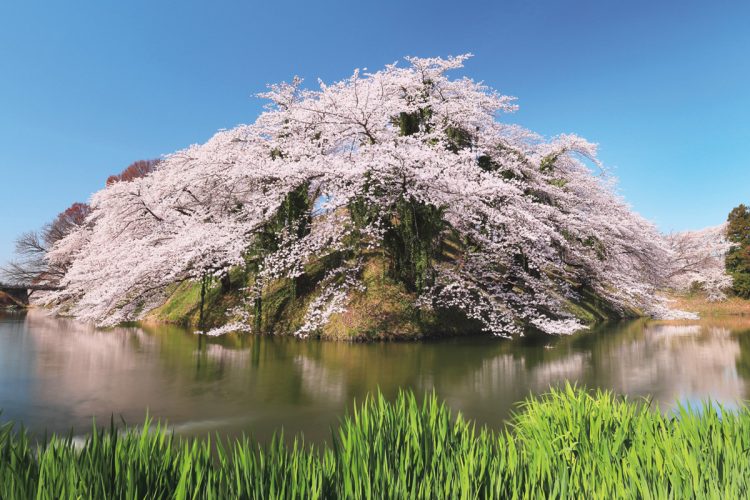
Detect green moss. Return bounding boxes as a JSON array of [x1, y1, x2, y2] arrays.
[[145, 246, 633, 339], [321, 255, 484, 340], [147, 281, 203, 326], [259, 278, 304, 334], [146, 272, 245, 330], [564, 286, 639, 327]]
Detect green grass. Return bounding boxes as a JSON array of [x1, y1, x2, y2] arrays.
[[146, 268, 247, 329], [146, 280, 204, 325], [6, 387, 749, 498]]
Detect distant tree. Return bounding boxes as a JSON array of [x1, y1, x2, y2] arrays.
[[2, 231, 48, 284], [666, 225, 732, 301], [2, 159, 158, 286], [106, 159, 160, 185], [1, 202, 90, 285], [46, 202, 91, 243], [726, 204, 750, 298]]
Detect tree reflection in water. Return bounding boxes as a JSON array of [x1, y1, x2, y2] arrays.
[[1, 310, 750, 442]]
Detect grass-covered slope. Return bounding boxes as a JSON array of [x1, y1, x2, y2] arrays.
[[145, 246, 624, 340], [666, 293, 750, 318], [145, 253, 484, 340], [3, 386, 750, 498], [144, 204, 627, 340]]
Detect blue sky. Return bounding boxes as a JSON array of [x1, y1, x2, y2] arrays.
[[1, 0, 749, 266]]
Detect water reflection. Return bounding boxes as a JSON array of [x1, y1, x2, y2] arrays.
[[1, 310, 750, 442]]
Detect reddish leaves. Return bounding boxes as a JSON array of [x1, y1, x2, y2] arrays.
[[106, 159, 160, 186]]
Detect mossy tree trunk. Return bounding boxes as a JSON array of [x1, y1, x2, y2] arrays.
[[245, 182, 314, 332], [198, 273, 208, 333]]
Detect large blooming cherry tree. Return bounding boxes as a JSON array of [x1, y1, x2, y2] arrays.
[[44, 55, 699, 336]]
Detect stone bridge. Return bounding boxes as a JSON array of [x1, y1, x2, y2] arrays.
[[0, 284, 61, 306]]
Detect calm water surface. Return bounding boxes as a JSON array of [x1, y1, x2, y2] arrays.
[[2, 309, 750, 442]]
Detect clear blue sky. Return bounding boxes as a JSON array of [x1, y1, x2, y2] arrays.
[[1, 0, 749, 266]]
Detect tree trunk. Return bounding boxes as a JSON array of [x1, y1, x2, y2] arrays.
[[198, 273, 207, 333], [254, 296, 262, 332]]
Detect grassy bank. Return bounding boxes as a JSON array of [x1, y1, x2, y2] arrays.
[[667, 294, 750, 318], [2, 386, 750, 498], [144, 255, 488, 340], [145, 252, 621, 340]]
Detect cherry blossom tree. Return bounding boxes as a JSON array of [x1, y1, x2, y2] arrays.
[[43, 55, 695, 335], [666, 225, 732, 301]]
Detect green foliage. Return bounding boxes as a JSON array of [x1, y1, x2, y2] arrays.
[[253, 183, 313, 259], [3, 387, 750, 498], [248, 182, 314, 329], [730, 273, 750, 300], [727, 204, 750, 246], [251, 252, 347, 336], [351, 193, 446, 293], [477, 154, 498, 173], [726, 204, 750, 298], [397, 109, 431, 136], [385, 198, 446, 293], [395, 105, 472, 152], [444, 125, 473, 153], [349, 110, 450, 294], [539, 151, 562, 173]]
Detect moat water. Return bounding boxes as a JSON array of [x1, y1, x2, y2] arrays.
[[2, 309, 749, 442]]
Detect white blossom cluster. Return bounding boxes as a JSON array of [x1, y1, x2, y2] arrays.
[[294, 261, 366, 338], [42, 55, 705, 336], [665, 225, 733, 301]]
